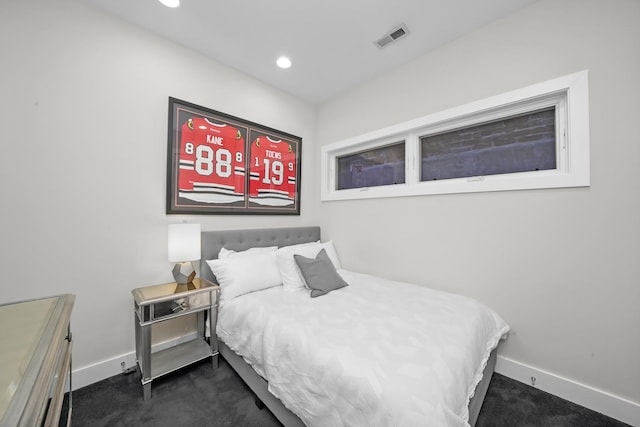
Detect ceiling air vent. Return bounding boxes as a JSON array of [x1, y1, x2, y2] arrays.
[[375, 24, 409, 49]]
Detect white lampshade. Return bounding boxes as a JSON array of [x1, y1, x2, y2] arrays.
[[158, 0, 180, 8], [168, 223, 201, 262]]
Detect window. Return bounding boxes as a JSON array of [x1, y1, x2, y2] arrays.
[[321, 70, 589, 201], [336, 141, 405, 190], [420, 107, 557, 181]]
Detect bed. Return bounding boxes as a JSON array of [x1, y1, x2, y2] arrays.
[[201, 226, 508, 427]]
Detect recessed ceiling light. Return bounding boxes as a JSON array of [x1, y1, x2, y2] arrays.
[[276, 56, 292, 69], [158, 0, 180, 8]]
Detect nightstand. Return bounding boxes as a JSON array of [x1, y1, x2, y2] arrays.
[[132, 278, 219, 400]]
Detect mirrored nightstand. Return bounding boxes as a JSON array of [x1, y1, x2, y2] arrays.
[[132, 278, 219, 400]]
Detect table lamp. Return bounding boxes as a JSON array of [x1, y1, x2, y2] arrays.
[[168, 223, 201, 286]]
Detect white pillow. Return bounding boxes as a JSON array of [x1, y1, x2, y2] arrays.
[[218, 245, 277, 259], [206, 252, 281, 304], [276, 241, 323, 292], [320, 240, 342, 269]]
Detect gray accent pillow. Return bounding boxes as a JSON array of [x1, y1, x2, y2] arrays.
[[294, 249, 348, 298]]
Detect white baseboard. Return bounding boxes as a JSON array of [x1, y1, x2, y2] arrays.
[[72, 332, 199, 391], [496, 355, 640, 427]]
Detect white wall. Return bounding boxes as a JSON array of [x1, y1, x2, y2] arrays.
[[317, 0, 640, 407], [0, 0, 319, 377]]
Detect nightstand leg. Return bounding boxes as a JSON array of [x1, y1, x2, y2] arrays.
[[143, 381, 151, 401], [211, 352, 218, 369], [196, 311, 205, 337], [209, 305, 219, 369], [133, 303, 140, 363], [140, 324, 152, 400]]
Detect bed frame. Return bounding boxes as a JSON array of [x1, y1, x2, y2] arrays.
[[201, 226, 495, 427]]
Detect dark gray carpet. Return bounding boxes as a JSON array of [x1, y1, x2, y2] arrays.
[[72, 357, 630, 427], [475, 373, 630, 427]]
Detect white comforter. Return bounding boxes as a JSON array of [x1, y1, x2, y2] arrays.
[[217, 270, 509, 427]]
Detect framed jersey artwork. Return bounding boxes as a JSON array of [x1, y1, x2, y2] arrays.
[[166, 97, 301, 215]]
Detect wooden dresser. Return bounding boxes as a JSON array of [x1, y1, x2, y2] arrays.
[[0, 294, 75, 427]]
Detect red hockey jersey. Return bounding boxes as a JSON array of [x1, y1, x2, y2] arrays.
[[178, 117, 245, 204], [248, 136, 296, 206]]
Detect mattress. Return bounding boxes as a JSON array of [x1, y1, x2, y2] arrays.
[[217, 269, 509, 427]]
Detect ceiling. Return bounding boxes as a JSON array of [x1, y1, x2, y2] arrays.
[[85, 0, 537, 105]]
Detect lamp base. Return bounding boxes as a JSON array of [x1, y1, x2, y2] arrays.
[[172, 262, 196, 285]]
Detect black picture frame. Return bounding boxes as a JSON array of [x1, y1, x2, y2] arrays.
[[166, 97, 302, 215]]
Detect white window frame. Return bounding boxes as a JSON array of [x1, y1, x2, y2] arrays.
[[321, 70, 590, 201]]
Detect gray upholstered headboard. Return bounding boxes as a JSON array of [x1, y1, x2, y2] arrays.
[[200, 226, 321, 283]]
